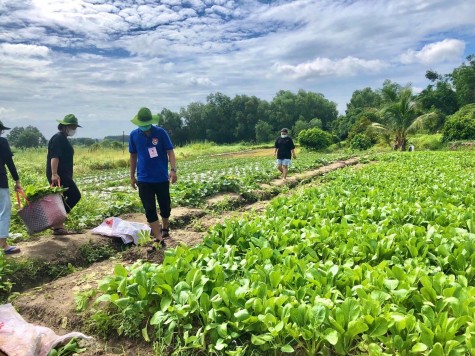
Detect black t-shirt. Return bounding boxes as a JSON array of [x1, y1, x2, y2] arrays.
[[46, 132, 74, 179], [274, 136, 295, 159], [0, 137, 19, 188]]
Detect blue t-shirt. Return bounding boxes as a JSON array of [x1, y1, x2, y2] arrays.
[[129, 126, 174, 183]]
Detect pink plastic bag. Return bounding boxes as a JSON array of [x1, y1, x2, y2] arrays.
[[0, 303, 91, 356]]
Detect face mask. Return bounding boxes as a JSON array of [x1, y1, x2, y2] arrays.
[[281, 134, 287, 138], [67, 128, 77, 137], [139, 125, 152, 132]]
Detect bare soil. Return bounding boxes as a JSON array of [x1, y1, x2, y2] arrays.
[[7, 155, 359, 355]]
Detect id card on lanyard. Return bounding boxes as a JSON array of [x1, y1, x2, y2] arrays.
[[148, 147, 158, 158]]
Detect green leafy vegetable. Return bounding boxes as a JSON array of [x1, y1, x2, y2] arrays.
[[23, 185, 68, 203]]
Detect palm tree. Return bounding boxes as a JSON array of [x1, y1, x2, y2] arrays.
[[371, 87, 437, 151]]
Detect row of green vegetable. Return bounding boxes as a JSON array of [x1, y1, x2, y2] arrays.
[[86, 151, 475, 355], [9, 151, 351, 235]]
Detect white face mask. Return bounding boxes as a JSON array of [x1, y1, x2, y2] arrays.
[[67, 128, 77, 137], [281, 134, 287, 138]]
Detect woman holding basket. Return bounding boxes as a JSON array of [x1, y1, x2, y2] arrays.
[[46, 114, 82, 235], [0, 121, 22, 254]]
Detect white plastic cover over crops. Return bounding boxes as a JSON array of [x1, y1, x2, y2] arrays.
[[91, 217, 150, 245]]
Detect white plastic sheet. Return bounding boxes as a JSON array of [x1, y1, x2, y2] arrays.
[[91, 217, 150, 245], [0, 303, 91, 356]]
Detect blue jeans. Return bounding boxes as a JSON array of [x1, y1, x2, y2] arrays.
[[0, 188, 12, 238], [276, 159, 292, 166]]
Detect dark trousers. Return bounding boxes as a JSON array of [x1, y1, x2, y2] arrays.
[[48, 176, 81, 213], [137, 181, 171, 223]]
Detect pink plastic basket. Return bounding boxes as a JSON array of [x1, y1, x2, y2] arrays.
[[17, 193, 67, 234]]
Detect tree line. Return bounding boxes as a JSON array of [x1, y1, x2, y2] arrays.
[[333, 54, 475, 150], [161, 54, 474, 148], [5, 55, 475, 149]]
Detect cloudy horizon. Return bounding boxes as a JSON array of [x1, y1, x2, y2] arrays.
[[1, 0, 474, 139]]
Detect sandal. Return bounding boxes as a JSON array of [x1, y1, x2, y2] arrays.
[[161, 228, 170, 239], [53, 227, 79, 235], [3, 246, 21, 255], [148, 238, 166, 252]]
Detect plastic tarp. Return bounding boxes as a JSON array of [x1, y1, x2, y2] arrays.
[[0, 303, 91, 356], [91, 217, 150, 245]]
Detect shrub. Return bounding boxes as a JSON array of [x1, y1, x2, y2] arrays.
[[409, 134, 444, 151], [298, 128, 334, 150], [350, 133, 373, 150], [442, 104, 475, 142]]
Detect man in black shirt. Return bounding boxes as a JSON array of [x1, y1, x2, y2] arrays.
[[0, 121, 22, 254], [274, 128, 296, 180]]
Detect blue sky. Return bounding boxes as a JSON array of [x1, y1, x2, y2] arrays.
[[0, 0, 474, 139]]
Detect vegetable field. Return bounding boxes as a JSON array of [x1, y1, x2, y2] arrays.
[[9, 146, 351, 235], [86, 151, 475, 355]]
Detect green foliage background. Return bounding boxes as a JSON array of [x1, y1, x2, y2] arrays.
[[298, 128, 334, 150], [442, 104, 475, 142]]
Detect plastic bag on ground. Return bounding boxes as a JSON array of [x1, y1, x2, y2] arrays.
[[91, 217, 150, 245], [0, 303, 91, 356]]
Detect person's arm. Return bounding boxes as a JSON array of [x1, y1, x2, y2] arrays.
[[50, 157, 60, 186], [167, 149, 177, 184], [5, 156, 22, 191], [291, 148, 296, 159], [130, 153, 138, 189]]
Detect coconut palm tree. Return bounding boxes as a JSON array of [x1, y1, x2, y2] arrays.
[[371, 86, 437, 151]]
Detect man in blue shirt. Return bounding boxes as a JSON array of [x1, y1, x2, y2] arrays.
[[129, 107, 177, 248]]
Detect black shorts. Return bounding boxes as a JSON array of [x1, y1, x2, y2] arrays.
[[137, 181, 171, 223]]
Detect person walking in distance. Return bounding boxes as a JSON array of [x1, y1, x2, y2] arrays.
[[129, 107, 177, 249], [274, 128, 296, 180]]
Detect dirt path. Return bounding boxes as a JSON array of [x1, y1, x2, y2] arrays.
[[8, 157, 359, 355]]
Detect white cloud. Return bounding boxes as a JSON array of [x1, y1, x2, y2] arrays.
[[400, 39, 466, 64], [412, 86, 424, 94], [186, 77, 217, 86], [0, 43, 50, 57], [206, 4, 233, 16], [185, 0, 205, 9], [0, 107, 15, 117], [274, 56, 389, 78], [0, 43, 52, 80]]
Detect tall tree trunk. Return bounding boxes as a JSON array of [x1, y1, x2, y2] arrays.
[[401, 137, 407, 151]]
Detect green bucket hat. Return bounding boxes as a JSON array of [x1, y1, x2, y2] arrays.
[[57, 114, 82, 127], [0, 120, 11, 130], [131, 107, 159, 126]]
